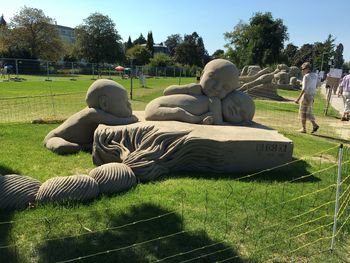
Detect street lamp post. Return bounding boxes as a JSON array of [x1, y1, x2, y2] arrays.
[[130, 58, 133, 100]]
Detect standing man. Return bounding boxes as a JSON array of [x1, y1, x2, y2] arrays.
[[338, 73, 350, 121], [295, 62, 320, 133]]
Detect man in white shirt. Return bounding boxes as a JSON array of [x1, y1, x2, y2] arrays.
[[338, 73, 350, 121], [295, 62, 319, 133]]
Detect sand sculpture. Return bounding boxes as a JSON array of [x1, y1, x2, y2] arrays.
[[1, 59, 293, 210], [93, 60, 291, 184], [44, 79, 138, 155], [145, 59, 255, 124], [93, 121, 293, 182], [274, 71, 289, 85], [145, 91, 255, 125], [241, 65, 262, 77], [238, 64, 301, 100], [163, 59, 239, 99], [288, 66, 301, 79], [0, 174, 41, 209]]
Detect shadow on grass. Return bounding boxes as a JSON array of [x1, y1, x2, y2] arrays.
[[168, 158, 320, 183], [312, 133, 350, 145], [37, 204, 247, 263], [0, 164, 20, 175], [0, 212, 23, 263]]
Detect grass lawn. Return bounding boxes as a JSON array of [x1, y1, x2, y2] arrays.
[[0, 78, 349, 262], [0, 77, 195, 123]]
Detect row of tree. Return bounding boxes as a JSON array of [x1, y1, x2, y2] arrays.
[[0, 6, 210, 69], [0, 7, 348, 72], [223, 12, 347, 72]]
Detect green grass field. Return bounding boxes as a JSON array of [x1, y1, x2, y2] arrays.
[[0, 77, 195, 122], [0, 78, 349, 262]]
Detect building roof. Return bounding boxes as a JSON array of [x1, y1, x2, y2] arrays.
[[0, 14, 7, 26]]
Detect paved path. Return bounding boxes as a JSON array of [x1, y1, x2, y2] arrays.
[[319, 83, 350, 141], [320, 83, 344, 114]]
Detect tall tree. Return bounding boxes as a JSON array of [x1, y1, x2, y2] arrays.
[[75, 13, 123, 64], [224, 12, 288, 68], [133, 33, 146, 45], [196, 36, 209, 66], [320, 34, 336, 71], [334, 43, 344, 69], [164, 34, 182, 57], [126, 44, 152, 65], [281, 43, 298, 66], [148, 53, 174, 68], [146, 31, 154, 55], [224, 21, 250, 67], [5, 6, 64, 60], [125, 36, 133, 50], [212, 49, 225, 59], [175, 32, 208, 67], [293, 44, 314, 67]]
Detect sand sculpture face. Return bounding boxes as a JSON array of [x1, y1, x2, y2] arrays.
[[85, 79, 132, 117], [222, 91, 255, 123], [200, 59, 239, 99]]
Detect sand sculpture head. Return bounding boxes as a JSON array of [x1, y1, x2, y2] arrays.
[[85, 79, 132, 117], [200, 59, 239, 99], [222, 91, 255, 123]]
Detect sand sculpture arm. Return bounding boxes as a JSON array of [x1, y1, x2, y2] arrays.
[[238, 73, 274, 92], [208, 97, 223, 124], [44, 109, 138, 155], [239, 68, 271, 84], [145, 95, 214, 124], [163, 83, 203, 96], [92, 109, 138, 125]]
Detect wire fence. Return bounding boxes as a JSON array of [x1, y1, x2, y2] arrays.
[[0, 145, 349, 262], [0, 57, 198, 82], [1, 83, 348, 144], [1, 63, 350, 261]]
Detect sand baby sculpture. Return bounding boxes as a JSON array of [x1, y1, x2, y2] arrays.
[[93, 60, 292, 181], [145, 91, 255, 124], [0, 60, 293, 210], [43, 79, 138, 155], [145, 59, 255, 124]]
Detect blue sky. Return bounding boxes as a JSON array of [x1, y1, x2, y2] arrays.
[[2, 0, 349, 61]]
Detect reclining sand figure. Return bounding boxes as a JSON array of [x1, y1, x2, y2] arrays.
[[163, 58, 239, 99], [145, 59, 255, 124], [44, 79, 138, 154], [145, 90, 255, 124]]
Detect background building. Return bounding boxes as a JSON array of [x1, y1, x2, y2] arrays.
[[55, 25, 75, 44]]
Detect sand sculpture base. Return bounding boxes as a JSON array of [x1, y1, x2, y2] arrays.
[[92, 111, 293, 178]]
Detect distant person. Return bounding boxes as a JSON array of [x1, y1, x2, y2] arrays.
[[0, 64, 4, 79], [338, 73, 350, 121], [44, 79, 138, 154], [2, 64, 8, 79], [295, 62, 320, 133]]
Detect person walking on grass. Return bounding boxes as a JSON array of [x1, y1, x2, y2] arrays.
[[338, 73, 350, 121], [295, 62, 320, 133]]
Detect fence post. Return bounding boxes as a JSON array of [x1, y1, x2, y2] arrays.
[[45, 61, 51, 81], [91, 63, 96, 80], [178, 68, 182, 85], [70, 62, 76, 81], [130, 61, 133, 100], [108, 65, 112, 79], [330, 144, 343, 251], [15, 59, 19, 80]]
